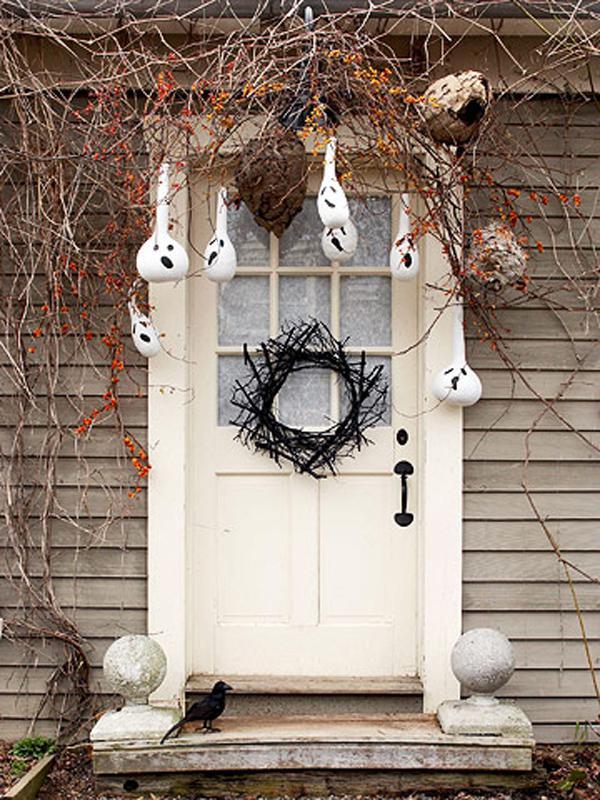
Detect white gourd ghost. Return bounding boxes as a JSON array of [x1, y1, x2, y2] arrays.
[[128, 299, 161, 358], [317, 138, 350, 229], [321, 219, 358, 263], [136, 163, 189, 283], [390, 193, 419, 280], [203, 188, 237, 283], [431, 302, 482, 407]]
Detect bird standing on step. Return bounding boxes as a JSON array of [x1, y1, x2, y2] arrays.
[[160, 680, 233, 744]]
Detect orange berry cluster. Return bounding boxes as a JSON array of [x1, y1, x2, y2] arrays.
[[75, 391, 118, 436], [123, 435, 151, 498]]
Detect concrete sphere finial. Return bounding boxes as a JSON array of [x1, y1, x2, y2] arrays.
[[103, 635, 167, 705], [451, 628, 515, 699]]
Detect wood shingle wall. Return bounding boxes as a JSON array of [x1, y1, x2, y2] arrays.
[[464, 99, 600, 743]]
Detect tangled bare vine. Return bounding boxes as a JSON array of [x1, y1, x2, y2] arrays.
[[0, 0, 598, 738]]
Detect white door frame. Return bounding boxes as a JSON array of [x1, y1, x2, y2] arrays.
[[147, 177, 462, 713]]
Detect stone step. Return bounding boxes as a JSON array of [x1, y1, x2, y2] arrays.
[[185, 674, 424, 715], [93, 713, 536, 797]]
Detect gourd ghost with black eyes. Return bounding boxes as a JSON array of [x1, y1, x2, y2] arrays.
[[321, 219, 358, 263], [431, 302, 482, 407], [128, 299, 161, 358], [136, 163, 189, 283], [203, 188, 237, 283], [390, 193, 419, 280], [317, 138, 350, 229]]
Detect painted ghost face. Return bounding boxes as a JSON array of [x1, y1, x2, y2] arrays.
[[321, 220, 358, 263], [431, 362, 482, 407], [317, 139, 350, 229], [203, 187, 237, 283], [129, 303, 161, 358], [136, 234, 189, 283], [390, 193, 419, 281], [390, 236, 419, 280], [136, 163, 189, 283], [203, 234, 237, 283]]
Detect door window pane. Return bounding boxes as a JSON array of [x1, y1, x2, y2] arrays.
[[218, 276, 270, 346], [340, 276, 391, 346], [278, 367, 331, 428], [279, 200, 327, 267], [228, 202, 270, 266], [279, 276, 330, 329], [218, 356, 248, 426], [347, 196, 391, 267], [339, 356, 391, 427]]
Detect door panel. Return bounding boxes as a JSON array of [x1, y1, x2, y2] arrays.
[[189, 175, 418, 677], [320, 477, 394, 622]]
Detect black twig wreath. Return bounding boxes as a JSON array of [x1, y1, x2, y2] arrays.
[[231, 320, 388, 478]]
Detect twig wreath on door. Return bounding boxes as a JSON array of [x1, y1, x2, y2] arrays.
[[230, 320, 388, 478]]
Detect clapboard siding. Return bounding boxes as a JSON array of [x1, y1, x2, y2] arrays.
[[464, 100, 600, 744], [0, 92, 149, 736]]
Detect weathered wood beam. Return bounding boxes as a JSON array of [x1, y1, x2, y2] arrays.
[[94, 766, 545, 798], [2, 0, 600, 21]]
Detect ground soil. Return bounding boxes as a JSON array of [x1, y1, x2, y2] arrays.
[[0, 741, 15, 795], [8, 742, 591, 800]]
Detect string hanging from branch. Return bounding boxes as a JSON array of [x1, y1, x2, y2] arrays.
[[230, 320, 388, 478]]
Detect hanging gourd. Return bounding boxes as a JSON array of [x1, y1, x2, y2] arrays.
[[389, 193, 419, 280], [317, 138, 350, 229], [128, 298, 161, 358], [203, 188, 237, 283], [321, 219, 358, 263], [136, 163, 189, 283], [431, 302, 482, 407], [422, 71, 491, 146]]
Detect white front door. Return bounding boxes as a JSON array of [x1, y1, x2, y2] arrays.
[[188, 177, 419, 678]]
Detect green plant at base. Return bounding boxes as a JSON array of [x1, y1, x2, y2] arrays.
[[9, 737, 55, 776]]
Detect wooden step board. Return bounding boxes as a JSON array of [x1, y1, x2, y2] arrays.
[[186, 674, 424, 715], [93, 714, 536, 797]]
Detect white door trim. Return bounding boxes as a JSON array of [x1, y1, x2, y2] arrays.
[[147, 179, 462, 709], [418, 233, 462, 712], [147, 170, 189, 708]]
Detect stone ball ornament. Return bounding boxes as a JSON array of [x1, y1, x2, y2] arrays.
[[431, 302, 482, 407], [203, 187, 237, 283], [423, 71, 491, 146], [136, 162, 189, 283], [466, 223, 528, 293], [451, 628, 516, 699], [321, 219, 358, 262], [317, 138, 350, 229], [389, 193, 419, 280], [128, 298, 161, 358], [103, 634, 167, 705]]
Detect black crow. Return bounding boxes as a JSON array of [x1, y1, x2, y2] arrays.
[[160, 680, 233, 744]]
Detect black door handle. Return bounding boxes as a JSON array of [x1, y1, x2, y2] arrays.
[[394, 459, 414, 527]]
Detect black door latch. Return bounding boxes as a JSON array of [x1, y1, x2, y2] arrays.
[[394, 430, 414, 527], [394, 460, 414, 527]]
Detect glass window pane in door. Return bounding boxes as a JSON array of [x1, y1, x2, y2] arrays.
[[218, 276, 270, 346], [279, 276, 330, 329], [228, 202, 270, 266], [347, 196, 392, 267], [279, 200, 327, 267], [218, 356, 248, 426], [278, 367, 331, 428], [340, 276, 391, 347]]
